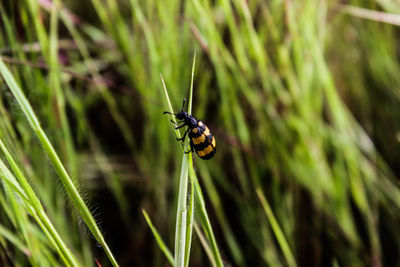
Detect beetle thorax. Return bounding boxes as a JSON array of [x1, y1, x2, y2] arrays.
[[176, 112, 197, 127]]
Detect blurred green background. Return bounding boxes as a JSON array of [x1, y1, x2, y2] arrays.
[[1, 0, 400, 266]]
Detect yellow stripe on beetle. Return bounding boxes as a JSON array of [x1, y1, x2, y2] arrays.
[[197, 144, 214, 157], [204, 126, 210, 136], [192, 134, 206, 145]]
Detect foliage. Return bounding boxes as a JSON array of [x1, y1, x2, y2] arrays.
[[0, 0, 400, 266]]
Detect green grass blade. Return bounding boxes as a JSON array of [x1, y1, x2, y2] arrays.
[[175, 155, 189, 267], [48, 0, 77, 177], [160, 74, 182, 140], [0, 136, 80, 266], [193, 177, 224, 267], [142, 210, 174, 265], [183, 53, 197, 267], [161, 57, 196, 267], [161, 52, 222, 267], [184, 159, 195, 267], [0, 157, 78, 267], [0, 58, 119, 267], [256, 188, 297, 267], [187, 50, 196, 116], [0, 223, 31, 256], [193, 222, 216, 267]]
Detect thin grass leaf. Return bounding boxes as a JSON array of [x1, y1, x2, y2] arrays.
[[338, 4, 400, 26], [193, 177, 224, 267], [48, 0, 77, 177], [160, 55, 197, 267], [0, 223, 31, 256], [187, 50, 196, 116], [175, 154, 189, 267], [2, 182, 39, 267], [256, 188, 297, 267], [193, 222, 216, 267], [177, 208, 187, 267], [183, 51, 197, 267], [184, 162, 194, 267], [142, 209, 174, 265], [160, 74, 182, 140]]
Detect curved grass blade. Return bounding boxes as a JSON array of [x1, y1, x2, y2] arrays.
[[0, 156, 78, 266], [0, 58, 119, 267]]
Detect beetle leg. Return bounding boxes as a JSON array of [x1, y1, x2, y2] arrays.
[[175, 124, 186, 129], [184, 146, 193, 154], [177, 129, 189, 141]]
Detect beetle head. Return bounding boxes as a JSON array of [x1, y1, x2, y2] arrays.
[[175, 111, 187, 121]]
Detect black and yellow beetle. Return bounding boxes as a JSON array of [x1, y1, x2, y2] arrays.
[[163, 99, 216, 160]]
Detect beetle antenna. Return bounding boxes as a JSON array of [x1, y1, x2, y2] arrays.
[[181, 98, 186, 112], [163, 111, 177, 115]]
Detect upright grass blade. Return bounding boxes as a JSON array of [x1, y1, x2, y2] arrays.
[[187, 50, 196, 115], [175, 154, 189, 267], [184, 158, 194, 267], [48, 0, 77, 177], [161, 74, 192, 266], [0, 59, 119, 267], [159, 53, 223, 267], [183, 51, 196, 267]]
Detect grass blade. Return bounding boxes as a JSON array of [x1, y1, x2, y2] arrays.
[[175, 154, 189, 267], [193, 177, 223, 267], [160, 52, 223, 267], [183, 51, 196, 267], [256, 188, 297, 267], [0, 58, 119, 267], [0, 155, 78, 267], [193, 222, 216, 267], [184, 159, 195, 267], [338, 4, 400, 26], [142, 209, 174, 265], [0, 223, 31, 256]]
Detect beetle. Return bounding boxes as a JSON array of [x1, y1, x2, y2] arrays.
[[163, 99, 216, 160]]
